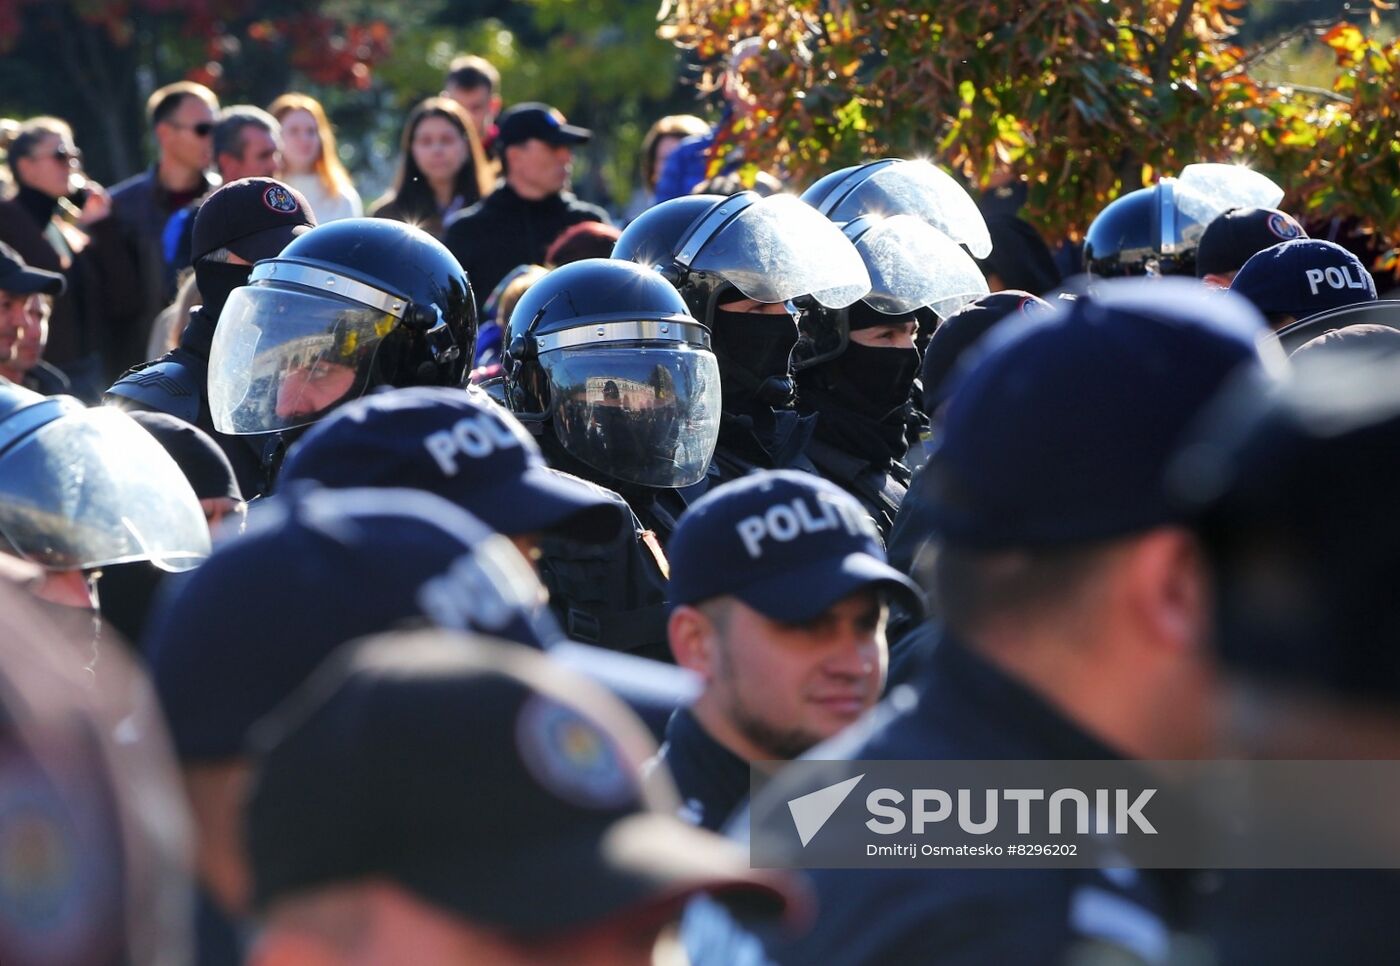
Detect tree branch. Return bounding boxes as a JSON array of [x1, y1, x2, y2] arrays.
[[1153, 0, 1198, 85]]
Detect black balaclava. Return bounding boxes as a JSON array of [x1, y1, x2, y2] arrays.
[[193, 260, 253, 322], [798, 300, 921, 467], [708, 290, 800, 417]]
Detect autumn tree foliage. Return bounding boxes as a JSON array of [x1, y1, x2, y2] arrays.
[[658, 0, 1400, 249], [0, 1, 390, 180]]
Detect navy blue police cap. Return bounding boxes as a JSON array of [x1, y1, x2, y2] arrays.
[[922, 278, 1274, 549], [668, 470, 924, 621], [1229, 238, 1376, 323], [248, 630, 796, 934], [280, 385, 622, 544], [144, 486, 560, 761]]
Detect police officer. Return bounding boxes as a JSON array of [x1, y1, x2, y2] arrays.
[[1195, 206, 1307, 288], [727, 280, 1275, 965], [791, 210, 989, 539], [613, 191, 870, 487], [0, 381, 209, 636], [1228, 237, 1378, 331], [106, 177, 316, 497], [884, 285, 1052, 646], [245, 629, 794, 966], [142, 485, 559, 966], [801, 156, 995, 260], [501, 257, 721, 541], [201, 216, 476, 488], [1171, 348, 1400, 963], [279, 382, 683, 661], [661, 470, 922, 831], [1083, 163, 1284, 278]]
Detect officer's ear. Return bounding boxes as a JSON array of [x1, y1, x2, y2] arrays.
[[1120, 527, 1209, 657], [667, 604, 716, 677]]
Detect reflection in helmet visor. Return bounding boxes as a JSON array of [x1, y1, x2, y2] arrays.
[[209, 285, 398, 435], [688, 195, 870, 309], [823, 161, 994, 259], [0, 408, 210, 571], [546, 343, 721, 488], [853, 214, 989, 318]]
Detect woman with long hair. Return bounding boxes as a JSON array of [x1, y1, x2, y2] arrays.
[[269, 92, 362, 223], [369, 97, 492, 239]]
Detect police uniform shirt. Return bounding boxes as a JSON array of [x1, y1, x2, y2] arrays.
[[755, 635, 1194, 966], [658, 706, 751, 832]]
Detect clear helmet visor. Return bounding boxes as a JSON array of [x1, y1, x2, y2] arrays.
[[851, 214, 989, 318], [821, 160, 994, 259], [688, 194, 871, 308], [208, 283, 398, 435], [546, 343, 721, 488], [0, 407, 210, 572], [1174, 163, 1286, 233]]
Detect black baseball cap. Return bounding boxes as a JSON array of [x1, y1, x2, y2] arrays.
[[495, 102, 592, 149], [0, 242, 65, 296], [280, 385, 623, 544], [247, 629, 796, 935], [191, 177, 316, 264], [668, 469, 924, 621], [1196, 207, 1307, 278], [127, 410, 243, 503]]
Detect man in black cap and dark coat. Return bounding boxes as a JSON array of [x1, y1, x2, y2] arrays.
[[105, 177, 315, 497], [444, 103, 609, 311]]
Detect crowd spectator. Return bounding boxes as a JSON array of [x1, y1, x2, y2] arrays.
[[544, 219, 620, 265], [0, 116, 126, 397], [443, 53, 503, 144], [653, 38, 763, 204], [370, 96, 492, 239], [623, 113, 709, 221], [107, 81, 220, 374], [444, 102, 609, 309], [269, 92, 363, 223]]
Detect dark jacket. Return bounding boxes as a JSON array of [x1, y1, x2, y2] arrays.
[[657, 707, 750, 832], [444, 183, 608, 310], [756, 635, 1197, 966], [802, 435, 909, 543], [0, 191, 123, 394], [529, 450, 672, 662], [106, 167, 217, 372]]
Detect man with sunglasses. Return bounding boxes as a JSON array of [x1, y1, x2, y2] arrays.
[[108, 81, 221, 374]]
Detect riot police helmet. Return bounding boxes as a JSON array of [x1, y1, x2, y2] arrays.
[[794, 213, 989, 369], [612, 191, 870, 326], [1084, 163, 1285, 278], [0, 383, 210, 572], [502, 258, 722, 488], [208, 218, 476, 435], [801, 158, 993, 258]]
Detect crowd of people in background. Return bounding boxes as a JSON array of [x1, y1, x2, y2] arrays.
[[1, 35, 1400, 966]]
